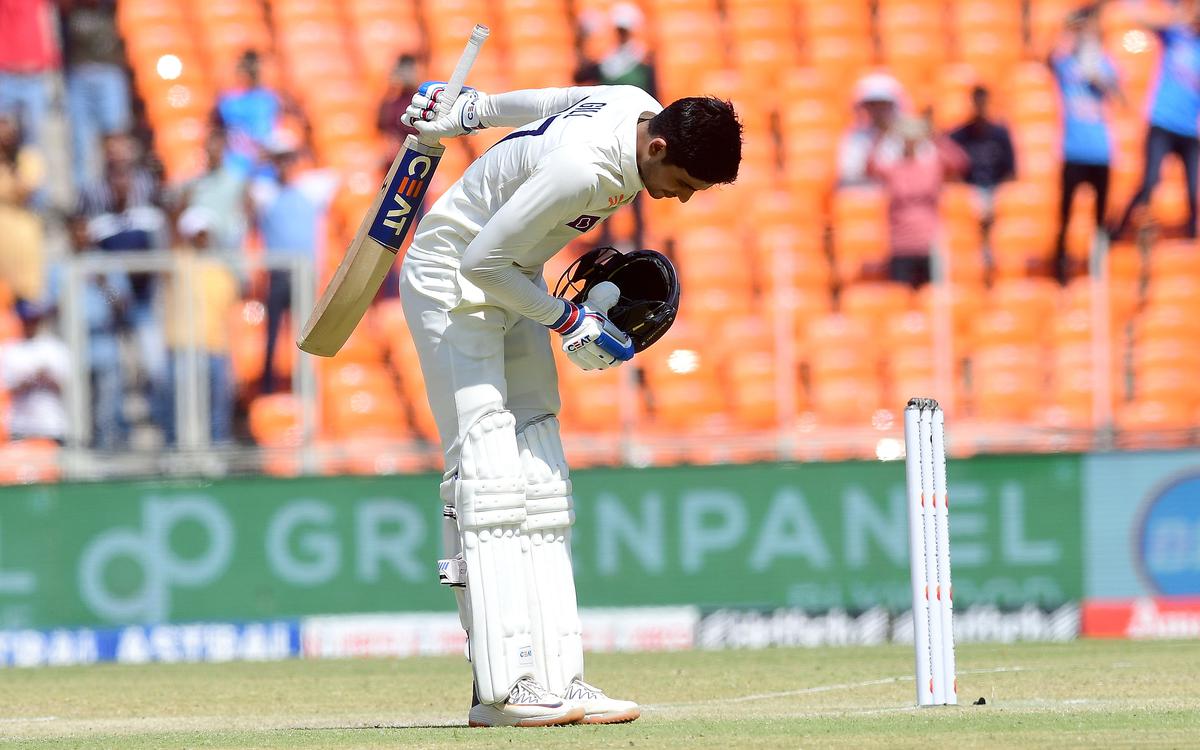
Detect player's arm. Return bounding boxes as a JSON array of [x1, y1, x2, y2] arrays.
[[459, 149, 634, 369], [407, 85, 619, 139]]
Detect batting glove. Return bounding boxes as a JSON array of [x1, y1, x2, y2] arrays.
[[405, 81, 485, 140], [549, 282, 635, 371]]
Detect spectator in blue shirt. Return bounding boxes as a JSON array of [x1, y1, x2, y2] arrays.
[[214, 50, 280, 179], [249, 133, 336, 394], [1114, 4, 1200, 239], [44, 212, 132, 449], [1050, 7, 1124, 283]]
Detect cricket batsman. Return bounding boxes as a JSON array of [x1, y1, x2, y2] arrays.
[[398, 82, 742, 727]]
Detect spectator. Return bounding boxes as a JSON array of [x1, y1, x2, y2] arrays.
[[83, 150, 170, 436], [0, 0, 58, 147], [1050, 8, 1123, 284], [215, 50, 281, 179], [0, 111, 46, 302], [249, 134, 337, 394], [599, 3, 656, 97], [161, 207, 238, 445], [377, 54, 421, 151], [59, 0, 131, 192], [867, 117, 969, 288], [572, 11, 603, 86], [839, 73, 905, 185], [168, 130, 247, 251], [595, 3, 654, 250], [77, 132, 157, 216], [1113, 3, 1200, 239], [0, 301, 71, 444], [948, 86, 1016, 220], [44, 212, 131, 450]]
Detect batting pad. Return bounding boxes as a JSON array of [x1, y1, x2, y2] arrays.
[[517, 417, 584, 694], [455, 411, 536, 705]]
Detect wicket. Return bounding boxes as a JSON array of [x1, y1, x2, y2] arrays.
[[904, 397, 956, 706]]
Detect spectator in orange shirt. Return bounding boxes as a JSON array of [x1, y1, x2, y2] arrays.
[[867, 117, 969, 288], [0, 111, 46, 302]]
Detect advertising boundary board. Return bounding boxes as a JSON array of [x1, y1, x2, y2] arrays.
[[0, 455, 1084, 630]]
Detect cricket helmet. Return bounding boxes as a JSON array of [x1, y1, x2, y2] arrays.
[[553, 246, 680, 353]]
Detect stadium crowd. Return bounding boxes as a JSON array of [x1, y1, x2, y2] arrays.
[[0, 0, 1197, 470]]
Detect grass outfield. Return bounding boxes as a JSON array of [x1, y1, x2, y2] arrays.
[[1, 640, 1197, 748]]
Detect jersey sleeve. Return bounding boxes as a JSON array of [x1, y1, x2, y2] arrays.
[[459, 148, 600, 325], [477, 86, 608, 128]]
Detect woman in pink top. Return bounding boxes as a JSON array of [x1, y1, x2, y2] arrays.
[[866, 117, 969, 288]]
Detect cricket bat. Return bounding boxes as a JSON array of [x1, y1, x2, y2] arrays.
[[297, 24, 490, 356]]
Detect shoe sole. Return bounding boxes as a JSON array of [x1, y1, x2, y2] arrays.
[[469, 706, 585, 728], [577, 708, 641, 725]]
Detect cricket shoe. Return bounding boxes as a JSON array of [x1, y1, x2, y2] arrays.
[[468, 677, 584, 727], [559, 678, 641, 724]]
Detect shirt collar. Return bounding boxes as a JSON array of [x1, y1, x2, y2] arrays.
[[618, 110, 652, 196]]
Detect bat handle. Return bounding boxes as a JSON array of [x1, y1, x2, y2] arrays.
[[421, 24, 490, 147]]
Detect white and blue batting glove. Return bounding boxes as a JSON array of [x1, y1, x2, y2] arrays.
[[549, 282, 635, 372], [404, 81, 486, 140]]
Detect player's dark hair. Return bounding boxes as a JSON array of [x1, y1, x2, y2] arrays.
[[648, 97, 742, 184]]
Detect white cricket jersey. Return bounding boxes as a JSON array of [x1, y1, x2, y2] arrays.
[[404, 85, 662, 326]]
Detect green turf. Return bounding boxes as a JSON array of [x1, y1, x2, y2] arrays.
[[1, 640, 1198, 748]]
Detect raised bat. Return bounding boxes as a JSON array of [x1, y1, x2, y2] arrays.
[[297, 24, 489, 356]]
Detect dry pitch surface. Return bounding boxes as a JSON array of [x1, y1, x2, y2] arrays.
[[1, 640, 1197, 749]]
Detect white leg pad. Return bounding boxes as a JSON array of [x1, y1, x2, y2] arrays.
[[517, 416, 584, 695], [454, 410, 535, 705]]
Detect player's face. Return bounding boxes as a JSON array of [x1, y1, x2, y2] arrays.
[[643, 160, 713, 203]]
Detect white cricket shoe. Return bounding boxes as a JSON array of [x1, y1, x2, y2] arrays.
[[468, 677, 585, 728], [560, 678, 641, 725]]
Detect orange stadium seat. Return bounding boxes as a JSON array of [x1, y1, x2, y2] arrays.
[[1061, 276, 1141, 323], [640, 349, 728, 431], [1146, 274, 1200, 309], [1029, 0, 1093, 56], [839, 281, 914, 337], [932, 63, 982, 132], [971, 368, 1042, 421], [884, 310, 934, 350], [1147, 239, 1200, 280], [756, 227, 831, 299], [0, 440, 60, 485], [1116, 399, 1194, 449], [972, 307, 1043, 348], [941, 221, 989, 286], [725, 349, 786, 429], [229, 299, 267, 388], [914, 282, 982, 341], [989, 277, 1061, 324], [807, 339, 877, 382], [249, 393, 303, 446], [1132, 336, 1200, 378], [805, 311, 873, 353], [831, 187, 889, 282], [557, 363, 627, 435], [808, 373, 884, 424], [990, 217, 1054, 278], [324, 385, 409, 439], [1134, 303, 1200, 343]]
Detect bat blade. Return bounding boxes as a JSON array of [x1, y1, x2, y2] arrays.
[[296, 23, 489, 357], [297, 136, 442, 356]]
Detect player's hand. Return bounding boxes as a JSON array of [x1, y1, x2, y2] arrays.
[[549, 282, 635, 371], [405, 81, 486, 140]]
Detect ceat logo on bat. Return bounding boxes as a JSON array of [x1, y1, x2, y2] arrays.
[[566, 214, 599, 232], [372, 150, 436, 248]]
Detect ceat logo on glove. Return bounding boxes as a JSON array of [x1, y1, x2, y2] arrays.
[[566, 335, 593, 352]]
